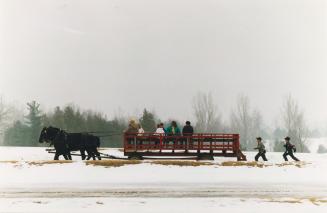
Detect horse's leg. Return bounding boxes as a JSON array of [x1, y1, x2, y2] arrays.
[[68, 153, 72, 160], [92, 152, 96, 160], [88, 148, 95, 160], [80, 149, 86, 160], [86, 150, 92, 160], [90, 149, 96, 160], [63, 154, 69, 160], [89, 148, 96, 160], [54, 152, 60, 160], [95, 148, 101, 160]]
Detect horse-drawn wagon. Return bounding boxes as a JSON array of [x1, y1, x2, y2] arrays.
[[40, 126, 246, 161]]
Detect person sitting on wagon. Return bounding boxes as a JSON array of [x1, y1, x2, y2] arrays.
[[182, 121, 194, 147], [160, 123, 166, 133], [166, 121, 181, 148], [125, 119, 139, 133], [155, 123, 166, 145], [124, 119, 139, 145], [283, 136, 300, 161], [137, 124, 145, 135], [166, 121, 181, 135], [182, 121, 194, 136], [254, 137, 268, 161], [137, 124, 145, 145], [155, 123, 166, 134]]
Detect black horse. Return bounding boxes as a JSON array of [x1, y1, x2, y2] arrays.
[[39, 126, 101, 160], [66, 133, 101, 160], [38, 126, 72, 160]]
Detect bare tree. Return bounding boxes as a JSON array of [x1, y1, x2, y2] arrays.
[[281, 95, 309, 152], [192, 92, 222, 133], [230, 94, 252, 149], [251, 109, 264, 138], [230, 95, 265, 150]]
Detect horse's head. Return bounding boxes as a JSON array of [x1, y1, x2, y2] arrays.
[[39, 127, 48, 143], [39, 126, 61, 143]]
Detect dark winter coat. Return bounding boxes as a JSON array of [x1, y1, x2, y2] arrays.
[[284, 142, 296, 153], [254, 141, 266, 154], [182, 125, 194, 135]]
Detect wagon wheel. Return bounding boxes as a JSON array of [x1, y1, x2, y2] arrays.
[[128, 153, 143, 160], [197, 153, 214, 161]]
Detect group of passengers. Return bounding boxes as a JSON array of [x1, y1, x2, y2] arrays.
[[155, 121, 194, 136], [125, 120, 194, 146], [125, 120, 194, 136]]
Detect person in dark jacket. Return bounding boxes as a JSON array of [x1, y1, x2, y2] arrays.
[[181, 121, 194, 147], [254, 137, 268, 161], [182, 121, 194, 136], [283, 137, 300, 161]]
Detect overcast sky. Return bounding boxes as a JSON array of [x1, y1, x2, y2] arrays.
[[0, 0, 326, 128]]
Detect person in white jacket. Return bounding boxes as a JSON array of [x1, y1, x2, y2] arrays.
[[136, 124, 145, 145], [154, 123, 165, 145], [137, 124, 145, 136], [155, 123, 166, 134]]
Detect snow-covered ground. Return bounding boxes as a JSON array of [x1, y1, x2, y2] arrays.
[[0, 147, 327, 212]]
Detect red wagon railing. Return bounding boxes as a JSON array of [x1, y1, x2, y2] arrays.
[[123, 133, 247, 161]]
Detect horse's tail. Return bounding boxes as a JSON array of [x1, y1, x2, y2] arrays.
[[96, 136, 101, 148]]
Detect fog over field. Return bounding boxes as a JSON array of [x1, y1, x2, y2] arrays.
[[0, 0, 326, 129]]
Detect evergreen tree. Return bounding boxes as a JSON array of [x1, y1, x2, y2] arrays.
[[51, 106, 65, 128], [26, 101, 42, 146], [3, 121, 30, 146], [106, 117, 126, 147], [139, 109, 156, 132], [63, 105, 76, 131]]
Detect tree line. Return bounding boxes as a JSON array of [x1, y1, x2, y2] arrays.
[[0, 100, 159, 148], [0, 93, 324, 152]]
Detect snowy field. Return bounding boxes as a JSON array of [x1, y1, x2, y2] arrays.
[[0, 147, 327, 213]]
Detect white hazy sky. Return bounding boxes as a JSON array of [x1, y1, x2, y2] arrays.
[[0, 0, 326, 128]]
